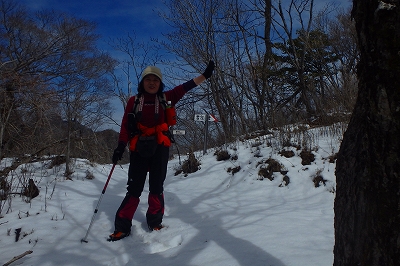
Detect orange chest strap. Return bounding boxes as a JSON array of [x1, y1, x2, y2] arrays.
[[129, 122, 171, 151]]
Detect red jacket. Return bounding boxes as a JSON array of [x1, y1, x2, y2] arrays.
[[118, 80, 196, 146]]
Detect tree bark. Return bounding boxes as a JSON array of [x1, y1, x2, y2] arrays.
[[334, 1, 400, 265]]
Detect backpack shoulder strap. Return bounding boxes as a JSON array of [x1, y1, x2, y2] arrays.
[[132, 93, 167, 123], [127, 94, 141, 137], [158, 93, 168, 110], [132, 94, 141, 114]]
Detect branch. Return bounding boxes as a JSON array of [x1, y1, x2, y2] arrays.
[[3, 250, 33, 266]]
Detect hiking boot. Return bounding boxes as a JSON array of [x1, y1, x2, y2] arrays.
[[148, 224, 165, 232], [107, 231, 130, 242]]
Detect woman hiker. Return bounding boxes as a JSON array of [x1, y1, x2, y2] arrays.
[[108, 61, 215, 241]]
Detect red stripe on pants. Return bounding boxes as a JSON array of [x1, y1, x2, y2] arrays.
[[118, 196, 140, 220], [147, 193, 164, 215]]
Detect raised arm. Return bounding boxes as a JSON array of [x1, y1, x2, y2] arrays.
[[193, 60, 215, 85]]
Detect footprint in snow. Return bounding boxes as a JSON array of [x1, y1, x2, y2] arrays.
[[142, 233, 183, 254]]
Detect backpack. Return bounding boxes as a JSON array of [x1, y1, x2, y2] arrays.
[[127, 93, 175, 140]]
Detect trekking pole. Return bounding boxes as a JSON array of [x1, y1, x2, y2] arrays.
[[81, 164, 116, 243]]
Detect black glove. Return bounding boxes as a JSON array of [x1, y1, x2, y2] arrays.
[[202, 60, 215, 79], [112, 142, 126, 164]]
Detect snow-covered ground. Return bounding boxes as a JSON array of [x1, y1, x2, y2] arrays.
[[0, 126, 342, 266]]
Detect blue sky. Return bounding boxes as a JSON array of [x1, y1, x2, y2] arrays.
[[20, 0, 352, 50], [20, 0, 170, 48]]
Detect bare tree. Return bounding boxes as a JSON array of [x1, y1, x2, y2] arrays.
[[110, 32, 163, 112], [160, 0, 275, 140], [0, 0, 116, 169], [58, 70, 115, 176], [224, 0, 275, 130], [157, 0, 354, 148], [271, 0, 323, 118], [0, 0, 58, 159], [334, 0, 400, 265], [327, 8, 359, 113]]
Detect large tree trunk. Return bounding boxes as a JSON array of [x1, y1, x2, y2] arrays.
[[334, 1, 400, 265]]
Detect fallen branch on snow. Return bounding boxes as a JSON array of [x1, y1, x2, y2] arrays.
[[2, 250, 33, 266]]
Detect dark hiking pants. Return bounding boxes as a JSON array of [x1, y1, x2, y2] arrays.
[[114, 144, 169, 233]]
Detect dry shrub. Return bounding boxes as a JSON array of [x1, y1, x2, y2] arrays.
[[175, 151, 200, 176], [266, 158, 283, 172], [21, 179, 39, 200], [214, 149, 231, 161], [328, 153, 337, 163], [0, 178, 11, 200], [251, 141, 263, 148], [227, 165, 241, 175], [279, 150, 295, 158], [300, 150, 315, 165], [312, 170, 327, 187], [279, 175, 290, 187], [85, 170, 95, 180], [258, 158, 283, 181], [48, 155, 66, 169], [258, 167, 273, 180], [240, 130, 272, 140]]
